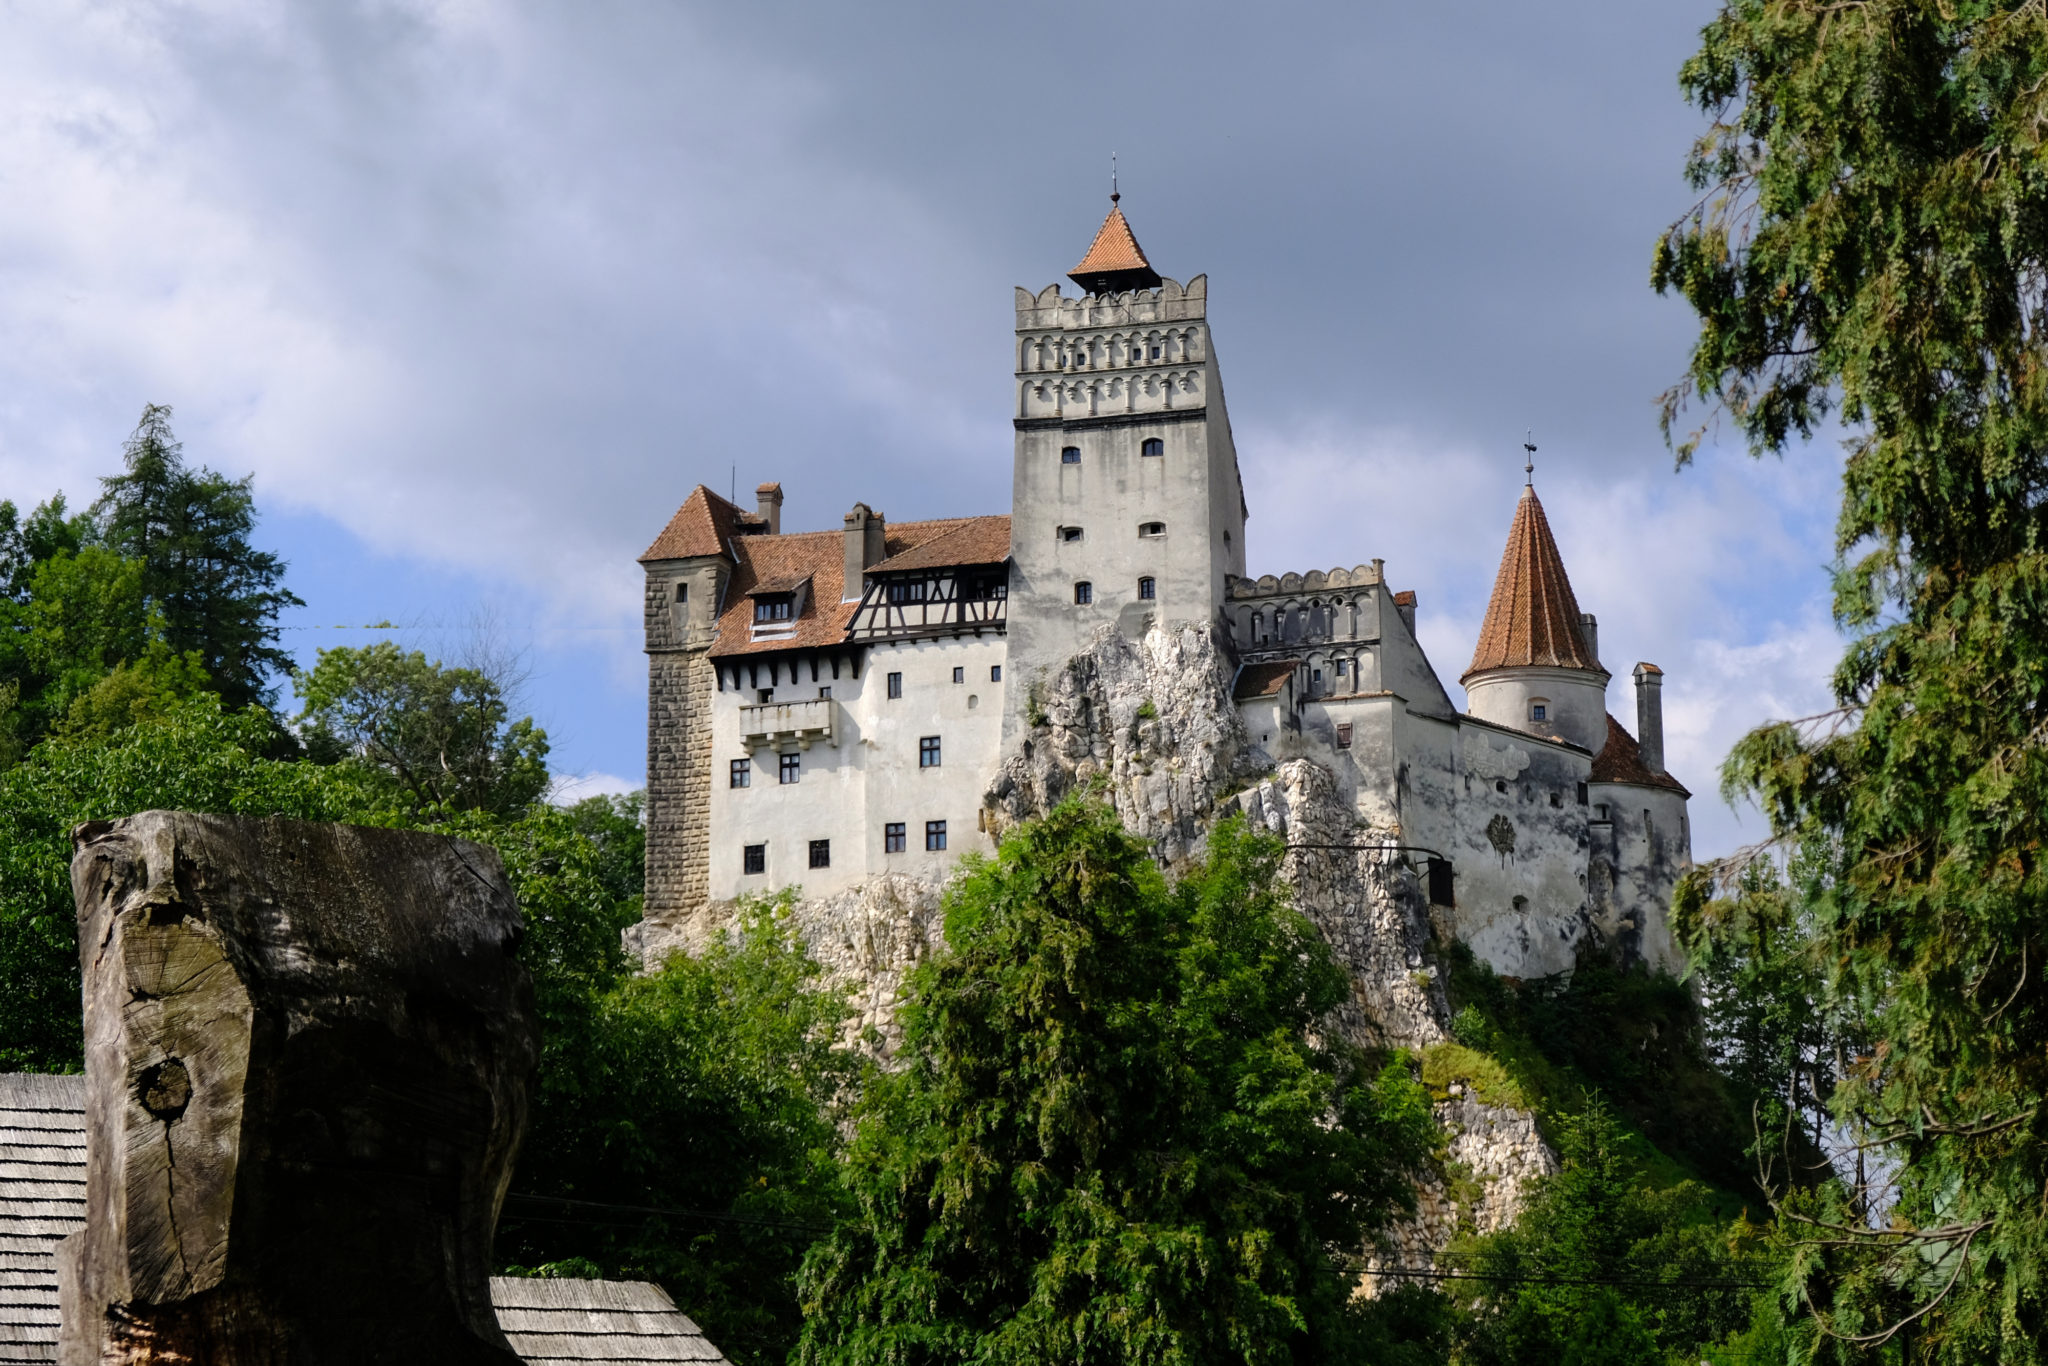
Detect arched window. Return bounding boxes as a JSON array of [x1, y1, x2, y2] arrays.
[[1142, 438, 1164, 457], [1074, 581, 1093, 605], [1061, 446, 1081, 464], [1529, 699, 1550, 722], [1138, 576, 1156, 601]]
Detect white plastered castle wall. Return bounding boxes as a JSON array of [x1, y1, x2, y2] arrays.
[[706, 635, 1006, 902]]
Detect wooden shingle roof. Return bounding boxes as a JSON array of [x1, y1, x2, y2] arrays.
[[1463, 486, 1603, 682], [490, 1277, 730, 1365], [0, 1074, 732, 1365], [0, 1073, 84, 1363]]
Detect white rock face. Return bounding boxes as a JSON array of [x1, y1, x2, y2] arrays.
[[1363, 1089, 1559, 1291], [985, 621, 1263, 862], [1221, 760, 1449, 1052]]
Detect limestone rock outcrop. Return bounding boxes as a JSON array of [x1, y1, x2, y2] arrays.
[[60, 811, 537, 1366], [1222, 761, 1450, 1052], [1366, 1088, 1558, 1289], [986, 621, 1263, 861]]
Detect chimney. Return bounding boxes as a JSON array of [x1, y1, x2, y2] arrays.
[[756, 482, 784, 535], [1392, 589, 1418, 636], [1579, 613, 1600, 668], [1633, 662, 1665, 774], [843, 502, 886, 600]]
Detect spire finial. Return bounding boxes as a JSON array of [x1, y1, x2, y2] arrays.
[[1522, 430, 1537, 486], [1111, 151, 1119, 205]]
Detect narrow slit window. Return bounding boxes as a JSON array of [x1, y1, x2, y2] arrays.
[[887, 672, 903, 699], [991, 664, 1003, 682]]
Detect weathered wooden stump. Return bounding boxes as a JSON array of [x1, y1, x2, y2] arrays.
[[58, 812, 537, 1366]]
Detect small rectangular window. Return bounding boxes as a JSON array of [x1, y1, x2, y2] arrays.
[[1061, 446, 1081, 463], [952, 667, 964, 684], [1138, 576, 1156, 600], [1074, 582, 1093, 605], [1550, 791, 1563, 808], [888, 672, 903, 699], [1334, 659, 1347, 677], [675, 582, 687, 602], [1142, 438, 1164, 457], [884, 822, 906, 853], [743, 844, 766, 875], [1426, 857, 1454, 907], [920, 736, 941, 768], [1595, 803, 1610, 821], [1577, 782, 1588, 805], [1139, 521, 1165, 537], [991, 664, 1002, 682], [1335, 723, 1352, 749], [809, 839, 831, 869], [780, 752, 801, 784], [757, 688, 773, 704], [1150, 345, 1161, 359], [730, 758, 751, 788], [1060, 526, 1083, 542], [1530, 703, 1548, 721], [818, 686, 832, 699], [754, 596, 793, 622], [925, 820, 947, 852]]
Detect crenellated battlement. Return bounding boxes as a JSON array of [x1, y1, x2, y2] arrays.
[[1228, 564, 1386, 599], [1013, 275, 1209, 330]]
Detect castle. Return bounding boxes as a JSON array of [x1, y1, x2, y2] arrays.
[[637, 199, 1692, 981]]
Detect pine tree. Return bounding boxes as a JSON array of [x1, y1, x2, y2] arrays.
[[92, 405, 301, 711], [1654, 4, 2048, 1356]]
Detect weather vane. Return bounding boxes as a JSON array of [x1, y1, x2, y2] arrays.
[[1111, 151, 1119, 205], [1523, 430, 1537, 486]]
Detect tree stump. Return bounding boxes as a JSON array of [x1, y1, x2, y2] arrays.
[[58, 812, 537, 1366]]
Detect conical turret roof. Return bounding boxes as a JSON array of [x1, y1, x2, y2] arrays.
[[1462, 486, 1604, 681], [1069, 198, 1162, 294]]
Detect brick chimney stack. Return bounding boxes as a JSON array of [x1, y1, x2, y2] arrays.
[[1633, 662, 1665, 774], [755, 482, 784, 535]]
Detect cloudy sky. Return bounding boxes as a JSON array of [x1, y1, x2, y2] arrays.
[[0, 1, 1843, 857]]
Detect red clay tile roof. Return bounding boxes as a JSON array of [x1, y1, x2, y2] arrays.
[[1069, 201, 1163, 292], [1463, 486, 1602, 681], [1234, 659, 1299, 701], [868, 517, 1011, 574], [1589, 714, 1690, 795], [1393, 590, 1417, 607], [640, 486, 753, 562], [709, 515, 1011, 658]]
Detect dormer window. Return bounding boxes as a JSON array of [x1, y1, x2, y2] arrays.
[[886, 579, 928, 604], [1139, 521, 1165, 537], [1529, 699, 1549, 722], [1142, 438, 1164, 457], [1061, 446, 1081, 464], [754, 595, 793, 623]]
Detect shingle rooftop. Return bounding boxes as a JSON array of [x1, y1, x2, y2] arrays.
[[490, 1276, 730, 1365], [1233, 659, 1300, 701], [1068, 199, 1163, 293], [0, 1074, 730, 1365], [0, 1073, 83, 1363], [1589, 715, 1691, 796], [707, 515, 1010, 659], [1463, 486, 1602, 681], [640, 486, 758, 563]]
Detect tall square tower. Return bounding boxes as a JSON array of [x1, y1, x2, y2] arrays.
[[1002, 201, 1247, 740]]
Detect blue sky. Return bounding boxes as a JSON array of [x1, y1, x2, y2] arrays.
[[0, 1, 1845, 856]]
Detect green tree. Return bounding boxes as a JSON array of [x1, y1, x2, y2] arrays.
[[498, 894, 853, 1366], [1653, 3, 2048, 1355], [92, 405, 301, 710], [295, 641, 550, 819], [1455, 1100, 1762, 1366], [796, 803, 1436, 1366]]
